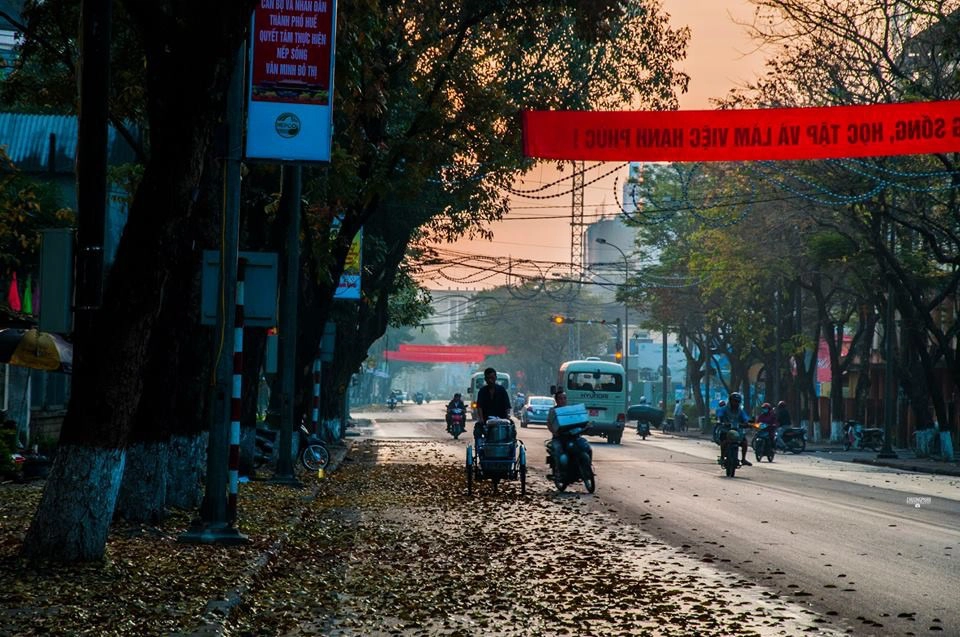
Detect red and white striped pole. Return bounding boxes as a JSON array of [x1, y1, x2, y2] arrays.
[[227, 257, 247, 524], [311, 358, 321, 434]]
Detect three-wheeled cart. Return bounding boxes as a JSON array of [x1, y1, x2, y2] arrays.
[[466, 417, 526, 496]]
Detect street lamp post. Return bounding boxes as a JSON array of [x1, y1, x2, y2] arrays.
[[596, 238, 630, 416]]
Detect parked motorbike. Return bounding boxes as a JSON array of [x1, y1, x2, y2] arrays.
[[447, 407, 466, 439], [414, 392, 424, 405], [752, 422, 776, 462], [636, 419, 651, 440], [546, 417, 595, 493], [842, 420, 884, 451], [778, 427, 807, 454]]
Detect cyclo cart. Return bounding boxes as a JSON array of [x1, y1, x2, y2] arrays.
[[466, 417, 527, 496]]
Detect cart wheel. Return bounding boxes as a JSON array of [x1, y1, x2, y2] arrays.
[[466, 446, 474, 496], [518, 444, 527, 496]]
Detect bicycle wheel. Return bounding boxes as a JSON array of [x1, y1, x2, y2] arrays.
[[301, 444, 330, 471]]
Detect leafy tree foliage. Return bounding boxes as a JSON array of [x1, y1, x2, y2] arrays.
[[452, 284, 614, 394]]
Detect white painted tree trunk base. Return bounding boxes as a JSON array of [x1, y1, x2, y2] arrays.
[[21, 445, 125, 561]]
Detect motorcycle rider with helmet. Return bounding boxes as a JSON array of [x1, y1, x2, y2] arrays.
[[714, 392, 751, 466], [446, 393, 466, 432], [775, 400, 792, 428], [755, 402, 778, 457]]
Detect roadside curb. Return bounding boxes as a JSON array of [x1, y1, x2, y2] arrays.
[[850, 457, 960, 477], [658, 428, 960, 476]]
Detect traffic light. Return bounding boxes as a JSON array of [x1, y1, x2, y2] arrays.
[[614, 350, 623, 362], [551, 315, 565, 324]]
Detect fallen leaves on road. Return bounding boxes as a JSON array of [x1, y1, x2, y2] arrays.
[[0, 440, 847, 636]]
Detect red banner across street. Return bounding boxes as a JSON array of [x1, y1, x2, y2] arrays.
[[384, 351, 489, 363], [397, 344, 507, 355], [522, 101, 960, 162]]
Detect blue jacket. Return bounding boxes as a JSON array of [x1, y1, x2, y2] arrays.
[[716, 405, 749, 430]]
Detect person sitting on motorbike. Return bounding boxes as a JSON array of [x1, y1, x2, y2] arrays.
[[446, 393, 465, 431], [755, 402, 778, 452], [545, 389, 568, 478], [474, 367, 512, 447], [715, 392, 751, 466], [775, 400, 792, 428]]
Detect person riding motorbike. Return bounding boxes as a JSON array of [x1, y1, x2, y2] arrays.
[[754, 402, 778, 456], [545, 389, 568, 478], [446, 393, 466, 432], [714, 392, 751, 466], [775, 400, 792, 428], [474, 367, 512, 447]]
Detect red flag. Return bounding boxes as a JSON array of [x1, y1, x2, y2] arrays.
[[7, 272, 20, 312]]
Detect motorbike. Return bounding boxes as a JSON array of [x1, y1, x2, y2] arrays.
[[752, 422, 776, 462], [414, 392, 424, 405], [546, 408, 595, 493], [446, 406, 466, 439], [842, 420, 884, 451], [714, 422, 744, 478], [777, 426, 807, 454], [636, 419, 651, 440], [387, 396, 397, 410]]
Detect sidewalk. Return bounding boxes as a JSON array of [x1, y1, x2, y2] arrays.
[[665, 425, 960, 477]]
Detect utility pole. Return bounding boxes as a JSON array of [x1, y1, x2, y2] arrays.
[[74, 0, 111, 372], [879, 224, 898, 459], [182, 43, 248, 545], [662, 328, 669, 415], [595, 238, 629, 415], [274, 165, 303, 484]]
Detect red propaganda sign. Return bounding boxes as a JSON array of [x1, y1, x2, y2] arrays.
[[522, 101, 960, 162], [246, 0, 338, 162], [252, 0, 333, 105]]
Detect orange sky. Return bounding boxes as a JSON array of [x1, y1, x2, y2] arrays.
[[422, 0, 767, 291]]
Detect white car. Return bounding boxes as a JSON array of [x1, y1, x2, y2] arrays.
[[521, 395, 555, 428]]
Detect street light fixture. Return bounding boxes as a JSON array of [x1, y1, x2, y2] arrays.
[[595, 237, 630, 415]]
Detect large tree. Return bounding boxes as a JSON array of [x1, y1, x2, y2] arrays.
[[19, 0, 256, 561], [12, 0, 689, 561]]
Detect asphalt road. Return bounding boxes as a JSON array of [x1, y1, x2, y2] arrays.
[[355, 401, 960, 637]]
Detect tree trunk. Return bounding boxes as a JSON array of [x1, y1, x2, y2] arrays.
[[21, 4, 251, 560], [115, 442, 168, 524], [167, 433, 207, 510], [23, 446, 125, 561]]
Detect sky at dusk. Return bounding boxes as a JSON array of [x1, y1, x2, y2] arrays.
[[423, 0, 767, 291]]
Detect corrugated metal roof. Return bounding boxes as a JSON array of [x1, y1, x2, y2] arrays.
[[0, 113, 139, 174]]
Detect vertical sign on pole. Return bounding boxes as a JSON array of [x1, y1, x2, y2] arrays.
[[247, 0, 338, 162]]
